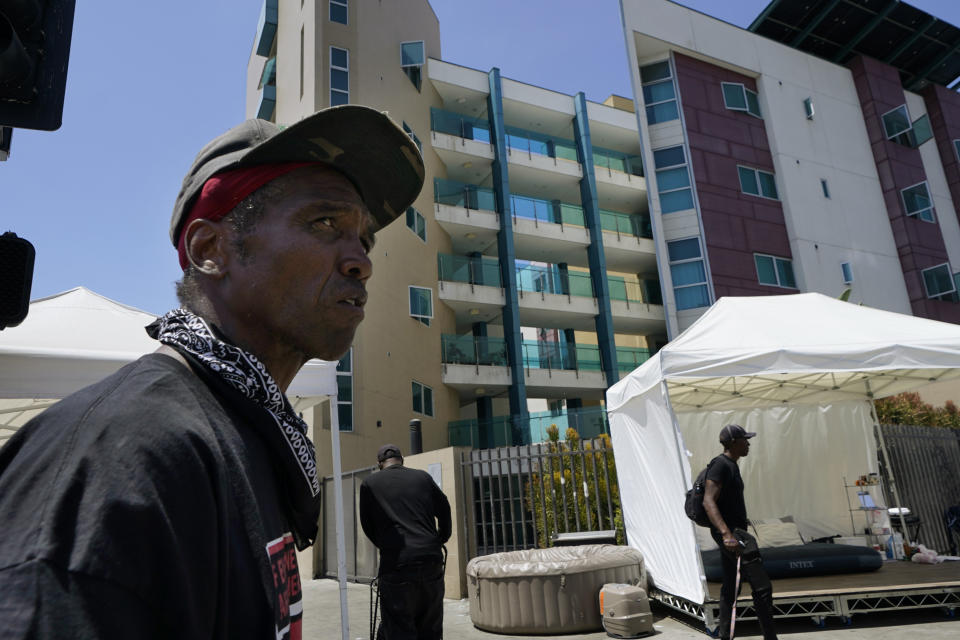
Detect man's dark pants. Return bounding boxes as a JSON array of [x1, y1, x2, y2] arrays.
[[377, 559, 445, 640], [709, 529, 778, 640]]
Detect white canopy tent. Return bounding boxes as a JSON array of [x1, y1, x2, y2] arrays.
[[0, 287, 356, 639], [606, 293, 960, 605]]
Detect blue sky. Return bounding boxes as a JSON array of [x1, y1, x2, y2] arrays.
[[3, 0, 959, 315]]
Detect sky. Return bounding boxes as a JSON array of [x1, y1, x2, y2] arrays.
[[3, 0, 960, 316]]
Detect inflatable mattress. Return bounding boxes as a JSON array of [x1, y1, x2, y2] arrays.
[[702, 543, 883, 581], [467, 544, 644, 634]]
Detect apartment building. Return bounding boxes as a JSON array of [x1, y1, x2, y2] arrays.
[[622, 0, 960, 337], [247, 0, 662, 475]]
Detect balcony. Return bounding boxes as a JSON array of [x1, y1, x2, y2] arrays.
[[437, 254, 665, 333], [448, 406, 611, 448], [254, 0, 278, 57], [434, 178, 653, 269], [431, 108, 646, 202], [441, 334, 606, 397]]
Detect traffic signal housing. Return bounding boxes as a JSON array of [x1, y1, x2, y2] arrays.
[[0, 232, 35, 330], [0, 0, 77, 131]]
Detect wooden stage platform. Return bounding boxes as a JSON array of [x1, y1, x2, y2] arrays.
[[652, 560, 960, 632]]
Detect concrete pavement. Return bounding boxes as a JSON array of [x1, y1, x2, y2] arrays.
[[301, 578, 959, 640]]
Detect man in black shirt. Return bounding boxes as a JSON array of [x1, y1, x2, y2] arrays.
[[360, 444, 452, 639], [0, 106, 424, 639], [703, 424, 778, 640]]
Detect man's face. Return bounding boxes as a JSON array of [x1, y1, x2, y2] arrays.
[[729, 437, 751, 457], [221, 164, 374, 364]]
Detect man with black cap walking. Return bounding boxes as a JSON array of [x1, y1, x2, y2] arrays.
[[360, 444, 451, 639], [0, 106, 424, 639], [702, 424, 778, 640]]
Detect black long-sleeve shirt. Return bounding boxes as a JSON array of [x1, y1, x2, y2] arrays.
[[359, 465, 451, 570]]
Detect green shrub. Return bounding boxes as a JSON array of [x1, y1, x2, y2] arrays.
[[875, 392, 960, 429], [526, 426, 625, 547]]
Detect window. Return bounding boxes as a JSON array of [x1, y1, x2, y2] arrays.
[[412, 381, 434, 417], [336, 349, 353, 431], [821, 179, 830, 199], [640, 61, 679, 124], [882, 104, 932, 148], [667, 238, 710, 310], [754, 254, 797, 288], [803, 97, 815, 119], [912, 114, 933, 146], [738, 165, 779, 199], [653, 146, 694, 213], [901, 181, 935, 222], [922, 263, 956, 300], [841, 262, 854, 285], [409, 285, 433, 326], [882, 105, 911, 140], [330, 47, 348, 105], [402, 121, 422, 152], [329, 0, 347, 24], [401, 41, 425, 91], [954, 139, 960, 162], [406, 207, 426, 242], [721, 82, 761, 118]]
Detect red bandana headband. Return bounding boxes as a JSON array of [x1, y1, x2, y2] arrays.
[[176, 162, 317, 269]]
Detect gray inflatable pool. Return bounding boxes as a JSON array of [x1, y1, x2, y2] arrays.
[[466, 544, 645, 634]]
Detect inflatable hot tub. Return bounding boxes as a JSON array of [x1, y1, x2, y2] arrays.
[[466, 544, 645, 634]]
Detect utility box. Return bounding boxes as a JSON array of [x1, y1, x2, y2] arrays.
[[599, 583, 654, 638]]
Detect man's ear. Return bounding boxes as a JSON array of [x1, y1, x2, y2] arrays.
[[183, 219, 230, 278]]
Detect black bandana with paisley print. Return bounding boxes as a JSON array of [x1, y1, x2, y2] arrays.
[[147, 308, 320, 546]]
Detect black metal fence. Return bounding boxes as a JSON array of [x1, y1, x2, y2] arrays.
[[459, 438, 622, 557], [879, 424, 960, 554]]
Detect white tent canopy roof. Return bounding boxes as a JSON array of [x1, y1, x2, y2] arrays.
[[608, 293, 960, 412]]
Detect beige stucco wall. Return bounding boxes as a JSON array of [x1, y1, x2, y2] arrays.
[[404, 446, 472, 599]]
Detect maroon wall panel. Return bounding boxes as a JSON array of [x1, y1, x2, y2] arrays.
[[673, 52, 795, 300], [847, 55, 960, 323]]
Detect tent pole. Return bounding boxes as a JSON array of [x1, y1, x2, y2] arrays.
[[662, 381, 713, 613], [866, 391, 910, 547], [330, 399, 350, 640]]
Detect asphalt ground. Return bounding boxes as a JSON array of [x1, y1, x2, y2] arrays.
[[301, 578, 959, 640]]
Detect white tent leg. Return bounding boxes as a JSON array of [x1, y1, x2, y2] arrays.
[[868, 398, 910, 544], [329, 400, 350, 640], [663, 381, 712, 604]]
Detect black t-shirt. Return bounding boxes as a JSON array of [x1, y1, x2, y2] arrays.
[[705, 453, 748, 531], [359, 465, 452, 571], [0, 354, 307, 640]]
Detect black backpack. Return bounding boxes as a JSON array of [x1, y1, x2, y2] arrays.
[[684, 459, 716, 527]]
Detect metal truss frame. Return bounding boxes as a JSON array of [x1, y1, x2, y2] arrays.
[[650, 584, 959, 634]]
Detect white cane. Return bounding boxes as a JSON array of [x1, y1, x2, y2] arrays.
[[730, 554, 741, 639]]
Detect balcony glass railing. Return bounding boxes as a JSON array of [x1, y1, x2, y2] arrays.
[[441, 334, 508, 366], [430, 107, 491, 143], [430, 108, 641, 176], [516, 263, 594, 298], [437, 253, 502, 287], [599, 210, 652, 238], [434, 179, 650, 238], [607, 275, 647, 304], [504, 126, 580, 162], [593, 147, 644, 177], [448, 406, 610, 448], [616, 346, 652, 373], [434, 178, 497, 211]]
